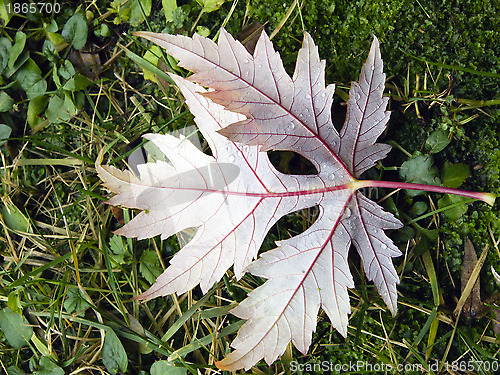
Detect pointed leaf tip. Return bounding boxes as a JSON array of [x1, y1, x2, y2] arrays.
[[133, 31, 164, 45]]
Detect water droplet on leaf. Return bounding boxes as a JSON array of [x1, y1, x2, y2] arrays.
[[344, 208, 352, 218]]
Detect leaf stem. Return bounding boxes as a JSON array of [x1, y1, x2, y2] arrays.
[[356, 180, 496, 206]]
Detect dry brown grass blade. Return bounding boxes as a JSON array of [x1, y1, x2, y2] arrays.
[[454, 240, 489, 316]]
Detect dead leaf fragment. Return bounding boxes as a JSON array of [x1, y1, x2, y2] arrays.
[[459, 238, 482, 318], [69, 44, 102, 79]]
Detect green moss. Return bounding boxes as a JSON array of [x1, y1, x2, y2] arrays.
[[240, 1, 496, 90]]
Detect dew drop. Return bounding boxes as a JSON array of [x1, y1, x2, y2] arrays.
[[328, 173, 336, 181], [380, 243, 387, 249], [226, 145, 232, 152], [305, 94, 311, 99], [228, 155, 235, 163], [355, 93, 361, 100], [287, 123, 295, 131], [321, 92, 326, 98], [344, 208, 352, 218], [322, 163, 329, 170], [370, 64, 375, 71], [244, 59, 249, 64]]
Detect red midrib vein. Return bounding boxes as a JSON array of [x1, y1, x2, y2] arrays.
[[125, 182, 355, 198]]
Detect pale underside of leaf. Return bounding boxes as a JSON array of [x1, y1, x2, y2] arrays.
[[97, 75, 326, 297], [339, 36, 392, 178], [345, 193, 403, 314], [97, 28, 407, 371]]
